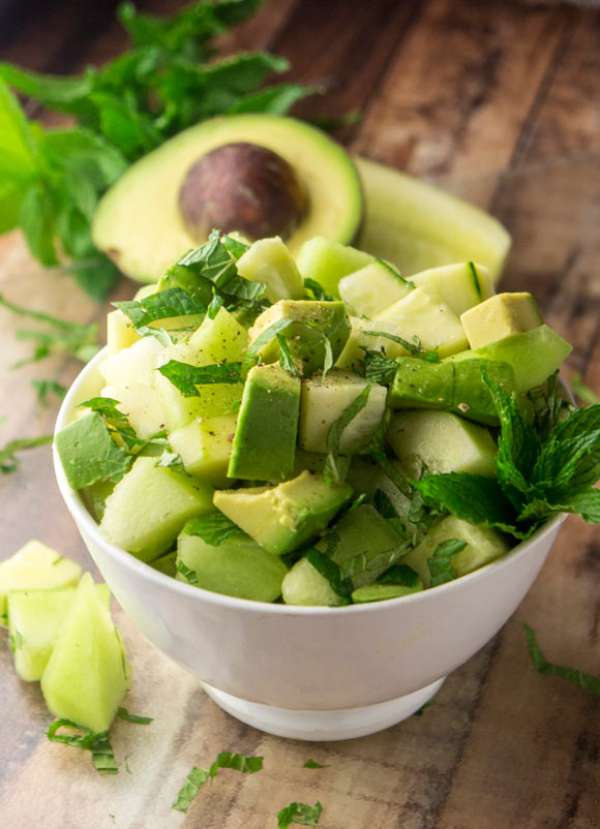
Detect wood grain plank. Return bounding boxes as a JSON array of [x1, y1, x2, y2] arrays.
[[352, 0, 573, 203]]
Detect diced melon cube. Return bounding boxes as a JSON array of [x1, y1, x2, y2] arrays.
[[282, 558, 344, 607], [106, 309, 140, 352], [408, 261, 493, 316], [98, 336, 163, 388], [101, 383, 166, 439], [338, 261, 412, 318], [373, 287, 468, 357], [0, 541, 81, 627], [8, 584, 109, 682], [169, 415, 237, 486], [99, 456, 214, 561], [299, 371, 387, 454], [154, 373, 205, 432], [236, 237, 304, 302], [402, 516, 509, 587], [296, 236, 374, 298], [187, 306, 249, 365], [387, 410, 497, 478], [41, 574, 128, 733]]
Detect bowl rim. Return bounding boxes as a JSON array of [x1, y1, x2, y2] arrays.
[[53, 346, 565, 617]]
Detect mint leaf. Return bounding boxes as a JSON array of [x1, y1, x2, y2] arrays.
[[115, 287, 208, 328], [278, 801, 323, 828], [524, 624, 600, 696], [31, 379, 67, 406], [176, 560, 199, 585], [183, 512, 245, 545], [324, 384, 371, 483], [55, 412, 132, 489], [378, 564, 421, 587], [304, 278, 333, 302], [303, 759, 328, 769], [277, 333, 301, 377], [468, 261, 482, 300], [80, 397, 149, 454], [158, 360, 242, 397], [0, 432, 52, 474], [172, 766, 209, 812], [47, 719, 118, 775], [416, 473, 525, 537], [363, 350, 398, 385], [242, 318, 294, 375], [550, 489, 600, 523], [116, 707, 153, 725], [364, 329, 440, 363], [172, 750, 263, 813], [305, 548, 352, 601], [427, 539, 466, 587]]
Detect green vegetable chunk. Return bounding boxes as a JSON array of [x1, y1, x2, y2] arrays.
[[41, 574, 129, 733], [351, 582, 422, 603], [389, 358, 516, 425], [296, 236, 373, 297], [228, 364, 300, 482], [214, 471, 352, 555], [408, 261, 493, 316], [277, 800, 323, 828], [99, 456, 213, 561], [461, 291, 542, 349]]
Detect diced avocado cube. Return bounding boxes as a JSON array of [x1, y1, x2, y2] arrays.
[[372, 287, 468, 357], [352, 582, 423, 603], [409, 261, 493, 316], [151, 550, 177, 577], [106, 309, 139, 352], [387, 410, 497, 478], [170, 414, 237, 486], [41, 574, 129, 733], [389, 358, 516, 425], [461, 291, 542, 349], [214, 471, 352, 555], [338, 261, 412, 318], [177, 526, 287, 603], [228, 364, 300, 482], [0, 541, 81, 627], [402, 516, 509, 586], [296, 236, 373, 298], [299, 371, 387, 454], [7, 584, 109, 682], [249, 300, 350, 376], [99, 456, 214, 561], [450, 324, 572, 392], [281, 557, 345, 607], [236, 236, 304, 302]]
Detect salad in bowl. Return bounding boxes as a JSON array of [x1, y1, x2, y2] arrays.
[[54, 231, 598, 611]]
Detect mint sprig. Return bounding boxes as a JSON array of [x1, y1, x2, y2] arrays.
[[277, 801, 323, 828], [524, 625, 600, 696]]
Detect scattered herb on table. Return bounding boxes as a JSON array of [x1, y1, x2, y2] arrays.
[[0, 0, 315, 297], [31, 379, 67, 406], [303, 759, 328, 769], [116, 706, 153, 725], [47, 718, 119, 775], [277, 801, 323, 827], [0, 432, 53, 474], [172, 751, 263, 813], [524, 625, 600, 696]]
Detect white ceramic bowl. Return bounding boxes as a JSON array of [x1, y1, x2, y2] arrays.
[[53, 349, 564, 741]]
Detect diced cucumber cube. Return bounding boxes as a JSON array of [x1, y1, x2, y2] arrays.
[[296, 236, 373, 298], [236, 236, 304, 302], [408, 261, 493, 315], [338, 261, 412, 318], [169, 414, 237, 486]]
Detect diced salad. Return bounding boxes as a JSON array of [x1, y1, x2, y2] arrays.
[[54, 231, 597, 607]]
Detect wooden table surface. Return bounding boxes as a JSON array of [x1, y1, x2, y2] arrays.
[[1, 1, 599, 827]]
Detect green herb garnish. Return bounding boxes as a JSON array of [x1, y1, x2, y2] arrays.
[[115, 287, 209, 329], [176, 560, 199, 585], [304, 548, 352, 601], [427, 539, 466, 587], [524, 624, 600, 696], [116, 707, 153, 725], [303, 759, 328, 769], [364, 329, 440, 363], [304, 279, 334, 302], [172, 751, 263, 813], [184, 511, 246, 545], [278, 333, 301, 376], [324, 384, 371, 483], [378, 564, 420, 587], [277, 801, 323, 827], [0, 293, 99, 367], [54, 412, 132, 489], [0, 432, 53, 474], [468, 261, 482, 299], [80, 397, 150, 454], [31, 379, 67, 406], [363, 350, 398, 385], [158, 360, 242, 397], [47, 719, 118, 775]]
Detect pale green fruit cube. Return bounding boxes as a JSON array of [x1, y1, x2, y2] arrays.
[[100, 383, 166, 439], [236, 236, 304, 302], [0, 541, 81, 627], [98, 336, 162, 388], [106, 309, 140, 352], [408, 261, 493, 316], [100, 456, 214, 561], [41, 574, 128, 733], [338, 261, 412, 318], [187, 306, 249, 364], [169, 415, 237, 486], [296, 236, 373, 298], [282, 558, 344, 607]]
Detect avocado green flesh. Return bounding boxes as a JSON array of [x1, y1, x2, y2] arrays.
[[214, 471, 352, 555], [390, 358, 516, 425], [461, 291, 542, 349], [228, 364, 300, 482], [92, 114, 363, 283], [177, 531, 287, 603], [449, 324, 572, 392]]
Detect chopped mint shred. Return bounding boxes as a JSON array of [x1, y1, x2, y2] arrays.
[[0, 432, 53, 474], [303, 759, 328, 769], [47, 719, 118, 775], [32, 378, 67, 406], [158, 360, 242, 397], [305, 548, 352, 601], [277, 800, 323, 827], [172, 766, 210, 812], [304, 278, 334, 302], [114, 287, 208, 328], [176, 560, 199, 585], [524, 624, 600, 696], [242, 318, 294, 375], [427, 539, 466, 587], [363, 350, 398, 385], [116, 707, 153, 725], [468, 261, 482, 299], [277, 332, 301, 376], [324, 384, 371, 483], [364, 329, 440, 363], [184, 512, 245, 546], [172, 752, 263, 813]]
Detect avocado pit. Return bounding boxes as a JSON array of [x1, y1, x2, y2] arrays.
[[178, 142, 307, 242]]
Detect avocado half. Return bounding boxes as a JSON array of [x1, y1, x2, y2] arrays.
[[92, 114, 363, 284]]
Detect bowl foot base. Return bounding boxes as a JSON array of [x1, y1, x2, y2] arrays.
[[201, 678, 446, 741]]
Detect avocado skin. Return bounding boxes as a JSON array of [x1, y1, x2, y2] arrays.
[[228, 364, 300, 483], [250, 300, 350, 377], [390, 358, 516, 425]]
